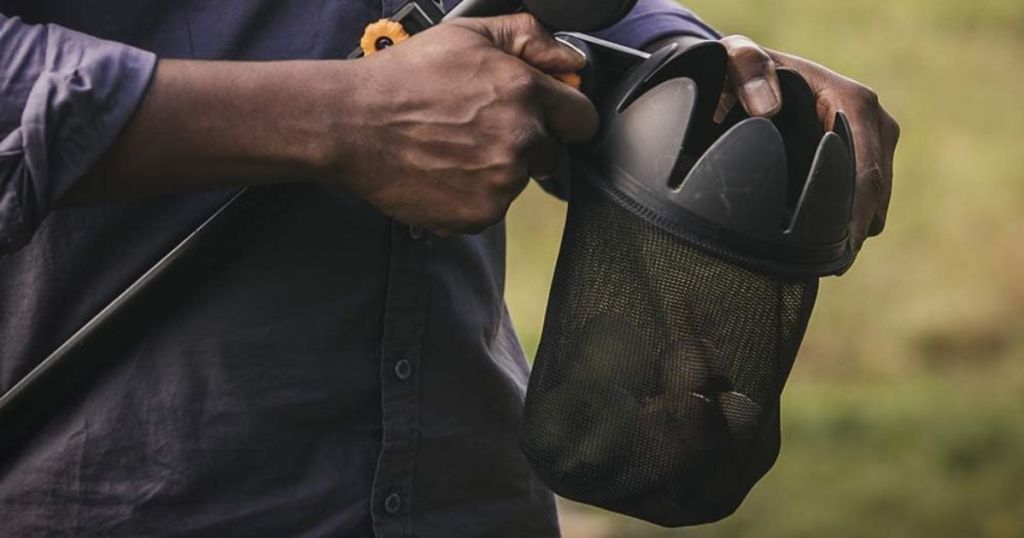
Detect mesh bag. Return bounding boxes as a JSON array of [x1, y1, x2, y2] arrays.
[[520, 39, 855, 526], [521, 173, 818, 526]]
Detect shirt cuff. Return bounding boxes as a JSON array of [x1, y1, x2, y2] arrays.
[[592, 0, 721, 51], [0, 16, 157, 254]]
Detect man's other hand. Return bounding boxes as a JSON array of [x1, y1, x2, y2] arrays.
[[333, 14, 597, 236], [717, 35, 900, 255]]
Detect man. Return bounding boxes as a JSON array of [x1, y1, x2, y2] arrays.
[[0, 0, 898, 536]]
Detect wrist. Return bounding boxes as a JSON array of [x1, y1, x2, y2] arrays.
[[241, 59, 359, 185], [296, 59, 372, 185]]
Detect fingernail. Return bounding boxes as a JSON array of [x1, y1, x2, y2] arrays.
[[741, 77, 780, 116], [556, 37, 588, 65]]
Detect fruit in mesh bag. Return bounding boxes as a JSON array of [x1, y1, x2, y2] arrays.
[[540, 382, 639, 484], [629, 390, 723, 486], [526, 313, 656, 493], [660, 336, 763, 445], [570, 312, 661, 397]]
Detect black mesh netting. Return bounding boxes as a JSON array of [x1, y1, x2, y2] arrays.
[[521, 173, 819, 527]]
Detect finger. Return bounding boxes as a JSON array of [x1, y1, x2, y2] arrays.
[[868, 211, 885, 237], [868, 111, 900, 236], [769, 49, 895, 247], [533, 72, 600, 142], [720, 35, 782, 118], [714, 88, 738, 124], [868, 155, 892, 236], [455, 14, 587, 74], [507, 114, 559, 181], [764, 49, 899, 255], [523, 131, 562, 181], [848, 120, 887, 250]]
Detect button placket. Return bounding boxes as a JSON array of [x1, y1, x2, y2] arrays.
[[370, 220, 431, 538]]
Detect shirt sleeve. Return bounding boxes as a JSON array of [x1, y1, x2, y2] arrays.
[[592, 0, 720, 51], [535, 1, 720, 201], [0, 15, 156, 255]]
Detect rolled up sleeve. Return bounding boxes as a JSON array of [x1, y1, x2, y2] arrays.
[[593, 0, 720, 50], [0, 14, 156, 254]]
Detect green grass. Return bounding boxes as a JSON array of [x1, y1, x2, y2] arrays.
[[504, 0, 1024, 535]]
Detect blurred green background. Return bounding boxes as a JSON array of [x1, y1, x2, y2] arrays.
[[503, 0, 1024, 535]]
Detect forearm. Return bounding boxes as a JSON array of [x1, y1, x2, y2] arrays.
[[67, 59, 358, 203]]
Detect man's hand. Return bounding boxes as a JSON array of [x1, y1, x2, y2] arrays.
[[335, 14, 597, 235], [71, 14, 595, 237], [717, 35, 900, 254]]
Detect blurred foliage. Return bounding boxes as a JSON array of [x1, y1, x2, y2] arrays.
[[504, 0, 1024, 535]]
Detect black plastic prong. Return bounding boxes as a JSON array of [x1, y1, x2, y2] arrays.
[[785, 132, 853, 245], [675, 118, 789, 242], [601, 77, 698, 192], [831, 111, 856, 177]]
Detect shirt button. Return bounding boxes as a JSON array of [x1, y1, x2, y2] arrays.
[[408, 226, 424, 240], [384, 493, 402, 515], [394, 359, 412, 381]]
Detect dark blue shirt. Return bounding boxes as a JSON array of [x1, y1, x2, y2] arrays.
[[0, 1, 716, 536]]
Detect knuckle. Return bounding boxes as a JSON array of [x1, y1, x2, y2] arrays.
[[478, 158, 519, 190], [487, 166, 517, 190], [734, 52, 773, 77], [512, 34, 534, 56], [885, 114, 902, 143], [491, 163, 530, 197], [732, 43, 768, 63], [509, 31, 540, 58], [515, 13, 544, 36], [723, 37, 770, 65], [856, 84, 880, 107], [720, 34, 754, 48], [527, 13, 545, 32], [509, 121, 543, 155], [860, 165, 888, 198], [464, 196, 507, 232], [504, 70, 538, 100]]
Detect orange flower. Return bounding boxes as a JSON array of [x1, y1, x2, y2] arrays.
[[360, 19, 410, 56]]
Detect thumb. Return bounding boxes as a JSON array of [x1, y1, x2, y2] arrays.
[[453, 13, 587, 74], [719, 35, 783, 118]]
